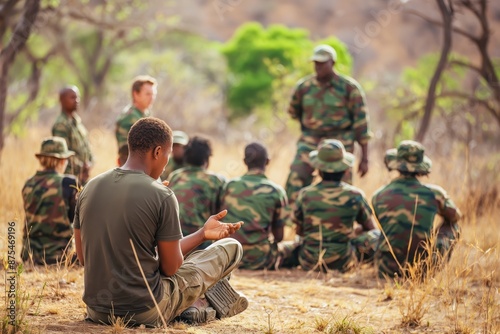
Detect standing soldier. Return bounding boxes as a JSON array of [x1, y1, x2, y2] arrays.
[[115, 75, 157, 159], [22, 137, 78, 265], [161, 130, 189, 181], [52, 86, 93, 184], [279, 140, 379, 272], [221, 143, 288, 270], [372, 140, 461, 278], [285, 44, 372, 208], [168, 136, 226, 250]]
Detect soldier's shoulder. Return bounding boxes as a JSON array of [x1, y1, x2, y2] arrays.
[[422, 183, 449, 198], [342, 183, 367, 198], [296, 74, 315, 87], [337, 73, 363, 90], [206, 171, 226, 184]]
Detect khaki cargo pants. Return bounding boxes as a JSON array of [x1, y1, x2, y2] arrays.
[[87, 238, 243, 326]]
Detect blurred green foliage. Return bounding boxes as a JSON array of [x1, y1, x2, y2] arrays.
[[221, 22, 352, 118]]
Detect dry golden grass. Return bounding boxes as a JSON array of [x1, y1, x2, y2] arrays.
[[0, 127, 499, 333]]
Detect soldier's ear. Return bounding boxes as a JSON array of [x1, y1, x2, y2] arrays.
[[153, 145, 162, 159], [265, 158, 270, 166]]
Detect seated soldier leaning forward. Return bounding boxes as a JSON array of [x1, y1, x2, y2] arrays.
[[279, 139, 380, 272], [22, 137, 78, 265], [221, 142, 288, 270], [372, 140, 461, 278]]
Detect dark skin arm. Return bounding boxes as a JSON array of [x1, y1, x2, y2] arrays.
[[357, 143, 369, 177], [157, 210, 243, 277], [75, 210, 243, 276]]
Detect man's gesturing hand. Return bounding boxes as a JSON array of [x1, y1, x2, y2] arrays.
[[203, 210, 244, 241]]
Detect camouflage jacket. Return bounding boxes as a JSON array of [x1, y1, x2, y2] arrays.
[[52, 112, 93, 175], [168, 166, 226, 237], [115, 105, 149, 150], [160, 158, 186, 181], [221, 170, 288, 246], [371, 176, 461, 259], [21, 170, 78, 264], [294, 180, 373, 265], [288, 73, 371, 152]]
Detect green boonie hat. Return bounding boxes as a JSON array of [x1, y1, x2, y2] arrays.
[[386, 140, 432, 174], [172, 130, 189, 146], [309, 139, 354, 173], [310, 44, 337, 62], [35, 137, 75, 159]]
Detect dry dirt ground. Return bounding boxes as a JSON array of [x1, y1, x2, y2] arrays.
[[2, 259, 492, 334]]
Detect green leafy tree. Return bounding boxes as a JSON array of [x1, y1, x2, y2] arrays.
[[221, 22, 352, 118]]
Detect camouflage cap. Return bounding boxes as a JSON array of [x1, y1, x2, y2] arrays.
[[309, 139, 354, 173], [310, 44, 337, 62], [172, 130, 189, 146], [386, 140, 432, 174], [35, 137, 75, 159]]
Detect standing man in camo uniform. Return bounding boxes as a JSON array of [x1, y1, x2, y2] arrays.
[[221, 143, 288, 270], [372, 140, 461, 278], [285, 44, 372, 208], [279, 140, 379, 272], [22, 137, 78, 265], [52, 86, 93, 184], [115, 75, 157, 159], [168, 136, 226, 250]]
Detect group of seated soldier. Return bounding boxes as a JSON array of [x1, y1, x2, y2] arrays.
[[22, 130, 460, 280]]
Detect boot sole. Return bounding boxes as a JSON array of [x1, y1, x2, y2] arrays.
[[205, 278, 248, 318], [180, 305, 216, 324]]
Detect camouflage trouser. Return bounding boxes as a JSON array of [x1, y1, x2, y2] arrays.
[[87, 238, 243, 326], [278, 230, 380, 272], [375, 228, 458, 278], [239, 242, 279, 270], [284, 135, 354, 206]]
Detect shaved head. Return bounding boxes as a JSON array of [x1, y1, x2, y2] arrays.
[[244, 142, 269, 170], [59, 85, 80, 114]]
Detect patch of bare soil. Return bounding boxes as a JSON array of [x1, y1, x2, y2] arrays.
[[2, 264, 473, 334]]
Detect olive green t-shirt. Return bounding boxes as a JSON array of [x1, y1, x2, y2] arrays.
[[74, 168, 182, 315]]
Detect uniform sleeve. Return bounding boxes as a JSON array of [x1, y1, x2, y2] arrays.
[[288, 82, 304, 120], [292, 191, 305, 234], [430, 185, 461, 225], [348, 81, 372, 145], [272, 186, 289, 228], [52, 121, 69, 142], [156, 193, 183, 241], [356, 194, 373, 227], [73, 191, 83, 229], [115, 114, 139, 149]]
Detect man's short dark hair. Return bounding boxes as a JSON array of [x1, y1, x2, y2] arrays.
[[184, 136, 212, 167], [320, 171, 345, 182], [128, 117, 172, 154], [244, 142, 268, 169], [131, 75, 157, 95]]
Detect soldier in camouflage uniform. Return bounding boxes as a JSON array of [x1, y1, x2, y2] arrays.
[[221, 143, 288, 270], [372, 140, 461, 278], [279, 140, 380, 272], [115, 75, 157, 159], [22, 137, 78, 265], [52, 86, 93, 184], [168, 136, 226, 250], [161, 130, 189, 181], [285, 44, 372, 208]]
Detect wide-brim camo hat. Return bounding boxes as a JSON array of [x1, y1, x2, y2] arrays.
[[309, 139, 354, 173], [310, 44, 338, 62], [35, 136, 75, 159], [386, 140, 432, 174], [172, 130, 189, 146]]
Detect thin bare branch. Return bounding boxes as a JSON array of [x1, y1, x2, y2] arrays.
[[448, 59, 482, 76]]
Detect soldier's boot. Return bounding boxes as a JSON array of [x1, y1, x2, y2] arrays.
[[179, 298, 216, 324], [205, 277, 248, 319]]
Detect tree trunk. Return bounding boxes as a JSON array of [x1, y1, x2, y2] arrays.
[[416, 0, 453, 142], [0, 0, 40, 154]]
